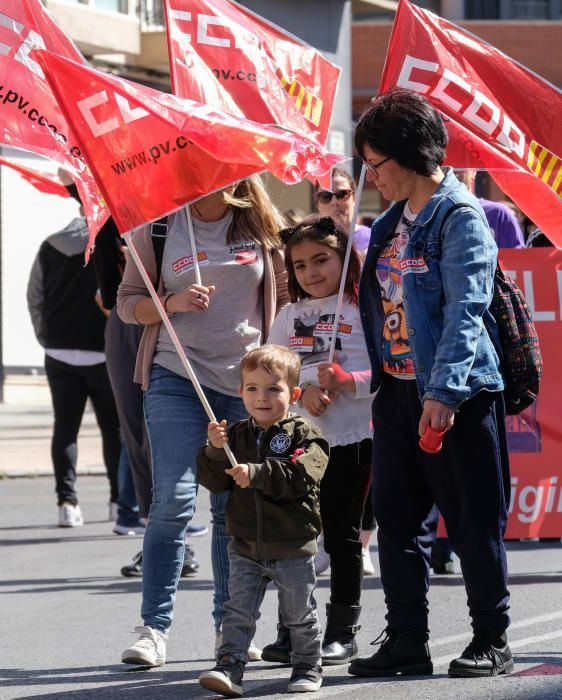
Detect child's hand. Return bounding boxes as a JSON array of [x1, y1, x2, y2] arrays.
[[208, 420, 228, 449], [225, 464, 250, 488], [317, 362, 355, 393], [301, 384, 335, 417]]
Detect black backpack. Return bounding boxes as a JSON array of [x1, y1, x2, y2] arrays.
[[150, 216, 169, 290], [439, 203, 543, 415]]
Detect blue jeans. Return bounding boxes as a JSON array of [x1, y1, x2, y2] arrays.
[[219, 551, 321, 666], [141, 365, 247, 633]]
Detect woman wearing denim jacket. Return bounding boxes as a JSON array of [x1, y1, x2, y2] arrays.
[[348, 89, 512, 680]]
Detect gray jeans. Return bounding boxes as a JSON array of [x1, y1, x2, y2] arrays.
[[219, 550, 321, 666]]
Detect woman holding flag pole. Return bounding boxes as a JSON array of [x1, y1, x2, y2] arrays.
[[117, 175, 288, 667]]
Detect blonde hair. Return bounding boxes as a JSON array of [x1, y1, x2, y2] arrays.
[[223, 175, 287, 251], [240, 345, 301, 391]]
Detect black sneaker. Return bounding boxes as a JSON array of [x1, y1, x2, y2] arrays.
[[121, 550, 143, 578], [287, 663, 322, 693], [120, 545, 198, 578], [348, 628, 433, 677], [448, 633, 514, 677], [199, 655, 245, 697], [181, 543, 199, 577]]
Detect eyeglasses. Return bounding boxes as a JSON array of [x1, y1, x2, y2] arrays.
[[315, 188, 353, 205], [363, 156, 391, 178]]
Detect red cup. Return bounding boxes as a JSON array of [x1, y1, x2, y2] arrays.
[[419, 425, 447, 454]]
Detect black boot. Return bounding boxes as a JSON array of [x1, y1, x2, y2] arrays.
[[322, 604, 361, 666], [348, 627, 433, 677], [448, 633, 514, 677], [261, 623, 292, 664]]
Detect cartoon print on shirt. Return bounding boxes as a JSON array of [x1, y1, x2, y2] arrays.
[[376, 216, 416, 377]]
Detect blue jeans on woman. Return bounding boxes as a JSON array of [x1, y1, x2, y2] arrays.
[[141, 364, 247, 633]]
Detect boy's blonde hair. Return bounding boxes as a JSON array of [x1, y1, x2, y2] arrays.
[[240, 345, 301, 390]]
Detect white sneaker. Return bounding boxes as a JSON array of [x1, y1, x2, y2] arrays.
[[215, 630, 262, 661], [58, 503, 84, 527], [122, 626, 167, 666], [362, 548, 375, 576], [314, 536, 330, 575]]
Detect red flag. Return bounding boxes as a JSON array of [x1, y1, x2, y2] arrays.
[[163, 0, 340, 147], [0, 156, 69, 197], [0, 0, 108, 241], [380, 0, 562, 247], [36, 50, 342, 234]]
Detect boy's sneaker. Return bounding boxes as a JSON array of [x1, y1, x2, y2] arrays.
[[288, 664, 322, 693], [121, 625, 167, 666], [58, 503, 84, 527], [199, 655, 245, 697]]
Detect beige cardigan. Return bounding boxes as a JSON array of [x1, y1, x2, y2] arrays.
[[116, 213, 289, 391]]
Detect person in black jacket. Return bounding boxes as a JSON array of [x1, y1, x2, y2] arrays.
[[27, 208, 120, 527], [197, 345, 329, 697]]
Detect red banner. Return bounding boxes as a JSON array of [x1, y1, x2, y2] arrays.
[[500, 248, 562, 538], [36, 50, 342, 234], [0, 0, 107, 239], [380, 0, 562, 248], [0, 156, 69, 197], [164, 0, 340, 146]]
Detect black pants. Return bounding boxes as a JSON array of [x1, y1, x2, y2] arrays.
[[372, 375, 510, 641], [45, 355, 120, 506], [104, 309, 152, 518], [321, 439, 373, 607]]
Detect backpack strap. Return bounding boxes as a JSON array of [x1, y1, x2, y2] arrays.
[[151, 217, 169, 290], [438, 202, 479, 239]]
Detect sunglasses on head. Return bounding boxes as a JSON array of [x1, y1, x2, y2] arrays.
[[315, 188, 353, 205]]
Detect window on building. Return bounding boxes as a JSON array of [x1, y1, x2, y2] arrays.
[[465, 0, 500, 18], [467, 0, 561, 18]]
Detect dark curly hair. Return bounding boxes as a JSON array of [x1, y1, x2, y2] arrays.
[[354, 88, 448, 176], [280, 215, 361, 305]]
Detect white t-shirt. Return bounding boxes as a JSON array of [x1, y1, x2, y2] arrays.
[[268, 295, 373, 447]]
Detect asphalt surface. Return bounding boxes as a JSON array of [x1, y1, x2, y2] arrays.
[[2, 475, 562, 700]]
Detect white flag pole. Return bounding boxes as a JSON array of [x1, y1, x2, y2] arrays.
[[327, 163, 367, 363], [123, 229, 237, 468], [185, 207, 202, 286]]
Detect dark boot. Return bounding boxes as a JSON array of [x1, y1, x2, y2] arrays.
[[322, 603, 361, 666], [348, 627, 433, 677], [448, 633, 514, 677], [121, 550, 143, 578], [261, 622, 292, 664]]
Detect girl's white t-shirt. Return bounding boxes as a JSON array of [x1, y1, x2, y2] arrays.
[[268, 294, 373, 447]]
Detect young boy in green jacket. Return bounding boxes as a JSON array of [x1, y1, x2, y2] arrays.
[[198, 344, 329, 696]]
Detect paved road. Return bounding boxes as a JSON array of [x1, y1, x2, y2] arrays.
[[2, 476, 562, 700]]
